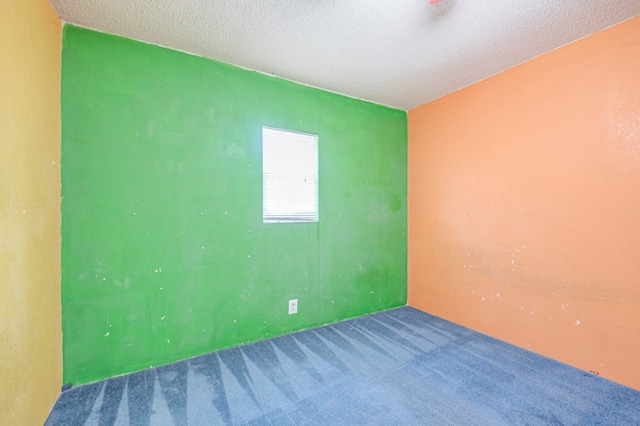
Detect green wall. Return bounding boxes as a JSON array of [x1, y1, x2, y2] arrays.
[[61, 26, 407, 385]]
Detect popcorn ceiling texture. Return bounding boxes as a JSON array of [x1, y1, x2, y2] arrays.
[[50, 0, 640, 109]]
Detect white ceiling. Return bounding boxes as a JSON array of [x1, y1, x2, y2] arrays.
[[50, 0, 640, 110]]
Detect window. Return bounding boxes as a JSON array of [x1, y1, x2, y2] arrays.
[[262, 127, 318, 223]]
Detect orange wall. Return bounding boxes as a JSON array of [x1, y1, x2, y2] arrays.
[[408, 17, 640, 390], [0, 0, 62, 424]]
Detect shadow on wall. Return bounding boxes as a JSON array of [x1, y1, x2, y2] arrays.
[[427, 0, 456, 22]]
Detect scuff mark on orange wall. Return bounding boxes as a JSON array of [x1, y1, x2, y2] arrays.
[[408, 16, 640, 390]]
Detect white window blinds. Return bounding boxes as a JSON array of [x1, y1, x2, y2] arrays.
[[262, 127, 318, 223]]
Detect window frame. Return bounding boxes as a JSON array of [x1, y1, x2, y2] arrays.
[[262, 126, 319, 224]]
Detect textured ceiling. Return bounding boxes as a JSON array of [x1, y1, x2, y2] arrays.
[[50, 0, 640, 110]]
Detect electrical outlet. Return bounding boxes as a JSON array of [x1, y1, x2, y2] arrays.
[[288, 299, 298, 315]]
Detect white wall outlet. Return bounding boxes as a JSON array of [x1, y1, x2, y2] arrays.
[[288, 299, 298, 315]]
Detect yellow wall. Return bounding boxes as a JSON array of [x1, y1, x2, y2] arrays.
[[0, 0, 62, 424]]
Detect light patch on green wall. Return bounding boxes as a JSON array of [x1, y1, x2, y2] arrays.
[[61, 25, 407, 385]]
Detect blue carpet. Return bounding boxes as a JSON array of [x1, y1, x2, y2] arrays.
[[46, 306, 640, 425]]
